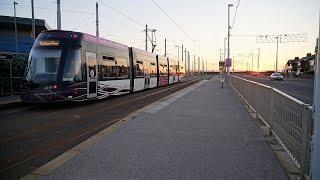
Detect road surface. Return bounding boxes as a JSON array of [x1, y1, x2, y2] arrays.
[[238, 75, 314, 105]]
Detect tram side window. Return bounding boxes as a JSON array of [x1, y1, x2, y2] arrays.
[[169, 65, 173, 75], [162, 64, 168, 75], [150, 62, 156, 77], [100, 56, 117, 79], [117, 57, 129, 79], [160, 64, 167, 76], [136, 60, 144, 78]]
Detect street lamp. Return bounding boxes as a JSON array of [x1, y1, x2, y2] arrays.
[[227, 4, 233, 75], [257, 48, 260, 75], [174, 45, 180, 60], [275, 36, 279, 72], [12, 1, 18, 96]]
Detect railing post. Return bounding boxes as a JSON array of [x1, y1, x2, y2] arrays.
[[300, 104, 312, 177], [269, 87, 274, 135], [256, 82, 259, 119]]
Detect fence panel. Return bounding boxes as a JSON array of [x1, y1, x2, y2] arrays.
[[227, 75, 313, 176]]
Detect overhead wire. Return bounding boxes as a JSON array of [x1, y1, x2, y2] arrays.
[[150, 0, 194, 42], [98, 0, 145, 27], [231, 0, 241, 30]]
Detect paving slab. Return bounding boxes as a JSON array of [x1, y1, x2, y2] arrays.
[[40, 78, 288, 180]]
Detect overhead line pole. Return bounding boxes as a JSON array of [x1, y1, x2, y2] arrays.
[[164, 38, 166, 56], [276, 37, 279, 72], [12, 1, 18, 96], [251, 52, 254, 75], [184, 48, 187, 76], [182, 44, 184, 62], [31, 0, 35, 39], [96, 2, 99, 38], [57, 0, 61, 30], [145, 24, 148, 51], [257, 48, 260, 75], [227, 4, 233, 75]]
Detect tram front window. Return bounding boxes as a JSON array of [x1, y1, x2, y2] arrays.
[[26, 48, 62, 82], [63, 49, 82, 82]]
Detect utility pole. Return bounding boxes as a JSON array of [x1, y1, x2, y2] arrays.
[[206, 59, 208, 75], [194, 54, 196, 75], [184, 48, 187, 75], [233, 56, 235, 74], [12, 1, 18, 96], [145, 24, 148, 51], [96, 2, 99, 38], [311, 9, 320, 180], [219, 49, 222, 61], [276, 37, 279, 72], [224, 37, 227, 61], [202, 58, 204, 75], [227, 4, 233, 75], [175, 45, 179, 60], [14, 1, 18, 56], [257, 48, 260, 75], [182, 44, 184, 62], [31, 0, 35, 39], [251, 52, 254, 75], [57, 0, 61, 30], [198, 57, 200, 74], [164, 38, 166, 56], [188, 51, 190, 75]]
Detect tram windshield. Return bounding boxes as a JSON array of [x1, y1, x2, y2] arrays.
[[26, 48, 62, 82], [63, 49, 82, 82]]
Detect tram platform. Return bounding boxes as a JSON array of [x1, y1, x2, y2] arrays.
[[26, 77, 288, 180], [0, 95, 20, 108]]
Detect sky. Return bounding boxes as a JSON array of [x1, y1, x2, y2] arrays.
[[1, 0, 319, 71]]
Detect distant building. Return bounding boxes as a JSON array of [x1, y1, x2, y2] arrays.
[[285, 53, 316, 77], [0, 15, 51, 96], [0, 15, 51, 56]]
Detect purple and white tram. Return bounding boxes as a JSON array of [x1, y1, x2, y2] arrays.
[[21, 30, 185, 103]]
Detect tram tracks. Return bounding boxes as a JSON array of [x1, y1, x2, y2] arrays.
[[0, 77, 208, 179]]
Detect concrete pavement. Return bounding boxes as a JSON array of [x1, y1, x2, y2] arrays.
[[36, 77, 288, 180], [0, 95, 21, 108]]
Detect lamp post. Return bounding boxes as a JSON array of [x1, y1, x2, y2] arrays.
[[57, 0, 61, 30], [14, 1, 18, 56], [257, 48, 260, 75], [227, 4, 233, 75], [12, 1, 18, 96], [31, 0, 35, 39], [275, 37, 279, 72], [175, 45, 180, 60]]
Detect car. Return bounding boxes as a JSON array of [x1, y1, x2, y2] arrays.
[[252, 72, 259, 76], [270, 72, 284, 81]]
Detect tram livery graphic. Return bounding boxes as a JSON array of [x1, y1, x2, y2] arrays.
[[21, 30, 185, 103]]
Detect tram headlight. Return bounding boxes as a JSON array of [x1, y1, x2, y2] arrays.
[[52, 84, 58, 91]]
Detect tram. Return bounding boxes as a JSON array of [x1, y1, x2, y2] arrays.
[[21, 30, 185, 103]]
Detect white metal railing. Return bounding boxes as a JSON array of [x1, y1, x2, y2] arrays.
[[227, 75, 313, 176]]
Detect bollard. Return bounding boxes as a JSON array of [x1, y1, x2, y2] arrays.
[[221, 78, 224, 88]]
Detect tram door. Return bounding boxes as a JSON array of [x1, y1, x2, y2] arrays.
[[86, 52, 98, 99]]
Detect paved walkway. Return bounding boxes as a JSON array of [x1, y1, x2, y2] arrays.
[[0, 95, 20, 107], [40, 77, 288, 180]]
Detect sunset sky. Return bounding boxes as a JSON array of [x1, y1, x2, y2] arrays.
[[1, 0, 319, 71]]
